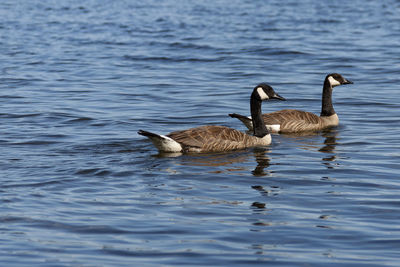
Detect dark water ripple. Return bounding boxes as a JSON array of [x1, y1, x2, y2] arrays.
[[1, 0, 400, 266]]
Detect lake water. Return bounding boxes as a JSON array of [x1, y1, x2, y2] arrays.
[[1, 0, 400, 266]]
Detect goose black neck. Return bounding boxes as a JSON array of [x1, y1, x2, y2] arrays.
[[320, 79, 335, 117], [251, 94, 269, 137]]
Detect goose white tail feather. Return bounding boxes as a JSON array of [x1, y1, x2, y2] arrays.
[[138, 130, 182, 152], [266, 124, 281, 133]]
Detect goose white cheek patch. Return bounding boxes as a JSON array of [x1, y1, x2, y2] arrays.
[[256, 87, 269, 100], [328, 76, 341, 87]]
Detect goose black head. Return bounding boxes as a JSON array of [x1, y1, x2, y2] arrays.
[[326, 73, 353, 87], [252, 83, 286, 101]]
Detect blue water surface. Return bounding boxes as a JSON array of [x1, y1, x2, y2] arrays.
[[1, 0, 400, 266]]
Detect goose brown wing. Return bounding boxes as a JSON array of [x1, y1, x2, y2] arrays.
[[167, 125, 251, 152], [262, 109, 319, 124], [262, 109, 322, 133]]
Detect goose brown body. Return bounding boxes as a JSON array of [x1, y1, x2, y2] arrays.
[[229, 73, 352, 134], [138, 83, 285, 153], [262, 109, 339, 133], [167, 125, 271, 152]]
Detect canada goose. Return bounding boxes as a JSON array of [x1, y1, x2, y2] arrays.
[[229, 73, 353, 133], [138, 83, 285, 153]]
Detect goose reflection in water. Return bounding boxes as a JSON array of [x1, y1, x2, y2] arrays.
[[319, 129, 339, 169], [275, 128, 340, 169], [251, 148, 270, 177], [156, 148, 272, 177]]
